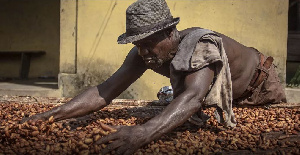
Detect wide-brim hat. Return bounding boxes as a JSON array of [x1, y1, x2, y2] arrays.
[[117, 0, 180, 44]]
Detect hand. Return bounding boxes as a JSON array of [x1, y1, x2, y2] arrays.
[[97, 123, 150, 155]]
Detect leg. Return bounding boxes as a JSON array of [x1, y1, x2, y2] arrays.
[[20, 53, 31, 79]]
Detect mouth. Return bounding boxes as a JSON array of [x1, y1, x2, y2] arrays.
[[144, 57, 156, 64], [143, 57, 163, 68]]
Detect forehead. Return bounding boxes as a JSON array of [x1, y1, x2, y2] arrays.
[[134, 31, 165, 44]]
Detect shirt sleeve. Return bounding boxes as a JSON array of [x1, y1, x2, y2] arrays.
[[190, 34, 223, 71]]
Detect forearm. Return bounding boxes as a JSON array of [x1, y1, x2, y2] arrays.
[[143, 64, 215, 137], [143, 94, 202, 140], [37, 86, 108, 121]]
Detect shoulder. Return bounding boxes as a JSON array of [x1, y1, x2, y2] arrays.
[[179, 27, 236, 45], [179, 27, 203, 40]]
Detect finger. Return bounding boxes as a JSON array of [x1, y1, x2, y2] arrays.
[[101, 141, 125, 155], [115, 145, 130, 155], [96, 132, 118, 144], [20, 117, 29, 124], [20, 117, 37, 124], [100, 122, 117, 132]]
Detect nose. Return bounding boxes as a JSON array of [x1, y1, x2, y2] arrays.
[[138, 48, 150, 57]]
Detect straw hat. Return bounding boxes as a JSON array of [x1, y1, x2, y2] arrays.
[[117, 0, 180, 44]]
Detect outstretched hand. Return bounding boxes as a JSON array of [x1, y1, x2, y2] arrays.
[[97, 123, 150, 155], [20, 113, 47, 124]]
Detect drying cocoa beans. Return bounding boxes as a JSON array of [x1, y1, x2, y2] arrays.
[[0, 100, 299, 154]]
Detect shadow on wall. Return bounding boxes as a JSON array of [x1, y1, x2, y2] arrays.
[[61, 59, 150, 99]]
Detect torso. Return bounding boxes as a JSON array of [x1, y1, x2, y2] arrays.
[[150, 27, 260, 99]]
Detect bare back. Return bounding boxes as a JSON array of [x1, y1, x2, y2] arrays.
[[216, 32, 260, 98]]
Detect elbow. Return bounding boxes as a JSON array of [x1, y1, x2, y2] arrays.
[[181, 93, 203, 112], [189, 97, 203, 111]]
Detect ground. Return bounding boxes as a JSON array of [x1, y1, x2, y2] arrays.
[[0, 95, 299, 155]]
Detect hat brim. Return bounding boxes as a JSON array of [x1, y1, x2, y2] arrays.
[[117, 17, 180, 44]]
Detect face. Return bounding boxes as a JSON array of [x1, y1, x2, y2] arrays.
[[133, 29, 179, 69]]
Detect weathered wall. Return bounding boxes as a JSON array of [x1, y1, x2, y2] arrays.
[[0, 0, 60, 78], [75, 0, 171, 99], [171, 0, 288, 82], [60, 0, 288, 99]]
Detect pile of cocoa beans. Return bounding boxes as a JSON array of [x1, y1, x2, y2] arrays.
[[0, 101, 299, 155]]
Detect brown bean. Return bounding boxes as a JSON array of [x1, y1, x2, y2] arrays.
[[84, 138, 93, 144], [31, 131, 39, 136], [93, 134, 101, 142], [1, 102, 299, 154]]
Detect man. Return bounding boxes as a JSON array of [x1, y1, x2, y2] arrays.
[[22, 0, 286, 154]]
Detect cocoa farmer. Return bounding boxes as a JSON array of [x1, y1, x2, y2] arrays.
[[22, 0, 286, 154]]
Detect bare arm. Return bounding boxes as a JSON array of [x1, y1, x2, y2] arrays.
[[97, 64, 215, 154], [22, 47, 147, 122], [144, 64, 215, 140]]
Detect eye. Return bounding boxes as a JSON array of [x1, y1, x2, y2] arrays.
[[136, 43, 141, 47], [145, 39, 154, 44], [134, 39, 154, 47]]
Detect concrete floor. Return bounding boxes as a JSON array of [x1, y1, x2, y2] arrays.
[[0, 78, 61, 97], [285, 88, 300, 103], [0, 78, 299, 103]]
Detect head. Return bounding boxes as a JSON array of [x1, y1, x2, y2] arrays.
[[133, 27, 180, 68], [117, 0, 180, 68]]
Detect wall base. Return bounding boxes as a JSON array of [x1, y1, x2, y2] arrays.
[[285, 88, 300, 103]]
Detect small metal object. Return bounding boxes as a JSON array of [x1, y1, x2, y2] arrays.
[[157, 86, 173, 103], [264, 103, 271, 109]]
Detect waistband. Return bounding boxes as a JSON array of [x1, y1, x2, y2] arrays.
[[236, 50, 274, 101]]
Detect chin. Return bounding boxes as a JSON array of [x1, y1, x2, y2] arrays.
[[146, 62, 164, 69]]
